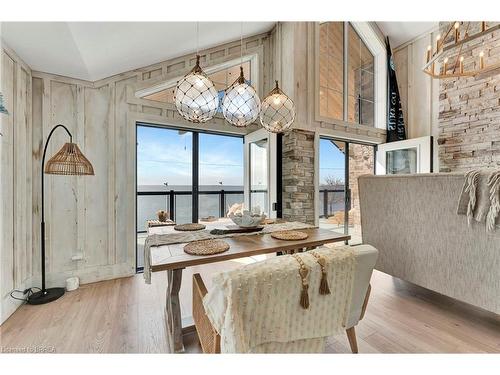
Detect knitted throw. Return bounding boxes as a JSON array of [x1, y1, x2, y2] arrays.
[[203, 246, 356, 353], [457, 169, 500, 232]]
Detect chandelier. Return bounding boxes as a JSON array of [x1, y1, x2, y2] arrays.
[[260, 80, 296, 133], [423, 21, 500, 79]]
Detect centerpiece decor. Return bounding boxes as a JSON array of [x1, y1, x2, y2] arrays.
[[228, 210, 266, 228]]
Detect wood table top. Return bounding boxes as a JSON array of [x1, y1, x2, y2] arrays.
[[149, 222, 350, 272]]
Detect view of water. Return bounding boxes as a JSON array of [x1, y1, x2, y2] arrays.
[[137, 184, 246, 231]]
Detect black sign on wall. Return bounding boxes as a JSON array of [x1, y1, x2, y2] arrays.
[[386, 37, 406, 142]]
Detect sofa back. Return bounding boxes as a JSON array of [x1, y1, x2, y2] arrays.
[[358, 173, 500, 314]]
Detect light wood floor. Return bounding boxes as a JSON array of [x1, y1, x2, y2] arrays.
[[1, 259, 499, 353]]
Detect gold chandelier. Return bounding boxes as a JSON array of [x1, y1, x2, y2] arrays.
[[422, 21, 500, 79]]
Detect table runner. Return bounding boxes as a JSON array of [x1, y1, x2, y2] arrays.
[[143, 221, 315, 284]]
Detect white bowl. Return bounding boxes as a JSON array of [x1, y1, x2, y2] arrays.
[[229, 210, 266, 228]]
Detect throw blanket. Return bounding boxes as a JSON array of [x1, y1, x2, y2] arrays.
[[457, 169, 500, 231], [143, 221, 315, 284], [203, 246, 356, 353]]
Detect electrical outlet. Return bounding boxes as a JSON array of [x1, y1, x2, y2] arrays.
[[71, 253, 84, 261]]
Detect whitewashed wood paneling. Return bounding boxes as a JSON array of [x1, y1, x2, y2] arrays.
[[393, 30, 440, 170], [1, 46, 33, 323]]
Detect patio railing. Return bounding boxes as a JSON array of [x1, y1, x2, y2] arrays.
[[137, 188, 347, 233]]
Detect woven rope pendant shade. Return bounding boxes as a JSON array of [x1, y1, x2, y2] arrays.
[[222, 67, 261, 127], [45, 142, 95, 175], [260, 81, 296, 133], [174, 55, 219, 123]]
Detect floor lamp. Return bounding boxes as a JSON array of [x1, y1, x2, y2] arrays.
[[27, 124, 94, 305]]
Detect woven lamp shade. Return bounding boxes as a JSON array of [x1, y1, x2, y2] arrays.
[[174, 55, 219, 123], [222, 67, 261, 127], [45, 142, 94, 176], [260, 81, 296, 133]]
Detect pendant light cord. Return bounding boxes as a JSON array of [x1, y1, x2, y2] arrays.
[[240, 22, 243, 67], [280, 23, 283, 85], [196, 22, 199, 56]]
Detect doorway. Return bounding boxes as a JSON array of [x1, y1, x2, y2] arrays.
[[318, 137, 376, 245]]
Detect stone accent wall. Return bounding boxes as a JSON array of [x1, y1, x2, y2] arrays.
[[348, 143, 374, 238], [438, 23, 500, 172], [282, 129, 315, 224]]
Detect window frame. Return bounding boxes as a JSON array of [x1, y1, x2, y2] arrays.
[[314, 22, 386, 130], [135, 54, 260, 103]]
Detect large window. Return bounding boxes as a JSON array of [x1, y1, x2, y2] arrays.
[[319, 22, 375, 127], [136, 124, 244, 270]]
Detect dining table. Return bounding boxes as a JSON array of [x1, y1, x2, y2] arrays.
[[146, 219, 350, 353]]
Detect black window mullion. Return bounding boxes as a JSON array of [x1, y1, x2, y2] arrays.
[[344, 142, 350, 241], [192, 132, 199, 223]]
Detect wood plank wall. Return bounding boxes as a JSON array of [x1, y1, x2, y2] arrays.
[[1, 45, 33, 322], [1, 23, 387, 324], [1, 32, 271, 324]]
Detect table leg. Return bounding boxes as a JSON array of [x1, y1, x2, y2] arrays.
[[166, 268, 184, 353]]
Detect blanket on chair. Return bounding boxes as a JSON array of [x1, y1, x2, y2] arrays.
[[457, 169, 500, 231], [203, 246, 356, 353]]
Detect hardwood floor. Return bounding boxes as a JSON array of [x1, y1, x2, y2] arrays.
[[1, 261, 499, 353]]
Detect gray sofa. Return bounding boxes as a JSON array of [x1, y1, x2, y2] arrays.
[[358, 173, 500, 314]]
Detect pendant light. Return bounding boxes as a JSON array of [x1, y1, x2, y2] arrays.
[[174, 23, 219, 123], [260, 26, 295, 133], [260, 80, 295, 133], [222, 24, 261, 127]]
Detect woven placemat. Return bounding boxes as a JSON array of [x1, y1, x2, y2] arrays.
[[174, 223, 206, 231], [184, 239, 230, 255], [271, 230, 309, 241]]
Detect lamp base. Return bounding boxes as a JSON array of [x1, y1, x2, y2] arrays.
[[26, 287, 65, 305]]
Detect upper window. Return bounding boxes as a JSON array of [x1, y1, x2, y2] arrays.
[[319, 22, 375, 127], [143, 61, 252, 107]]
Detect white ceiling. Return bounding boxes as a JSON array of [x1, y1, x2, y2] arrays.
[[377, 22, 438, 48], [1, 22, 437, 81], [1, 22, 275, 81]]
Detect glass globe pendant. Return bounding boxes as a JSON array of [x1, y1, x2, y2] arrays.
[[260, 80, 296, 133], [174, 55, 219, 123], [222, 67, 261, 127]]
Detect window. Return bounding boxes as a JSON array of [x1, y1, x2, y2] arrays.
[[319, 22, 344, 120], [347, 24, 375, 126], [136, 124, 244, 270], [319, 22, 375, 127], [142, 61, 252, 107]]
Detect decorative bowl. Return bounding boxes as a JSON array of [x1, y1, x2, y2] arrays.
[[228, 210, 266, 228]]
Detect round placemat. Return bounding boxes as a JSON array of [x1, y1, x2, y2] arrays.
[[271, 230, 309, 241], [184, 239, 230, 255], [174, 223, 206, 231]]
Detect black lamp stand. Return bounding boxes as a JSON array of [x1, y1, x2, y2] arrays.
[[27, 125, 73, 305]]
